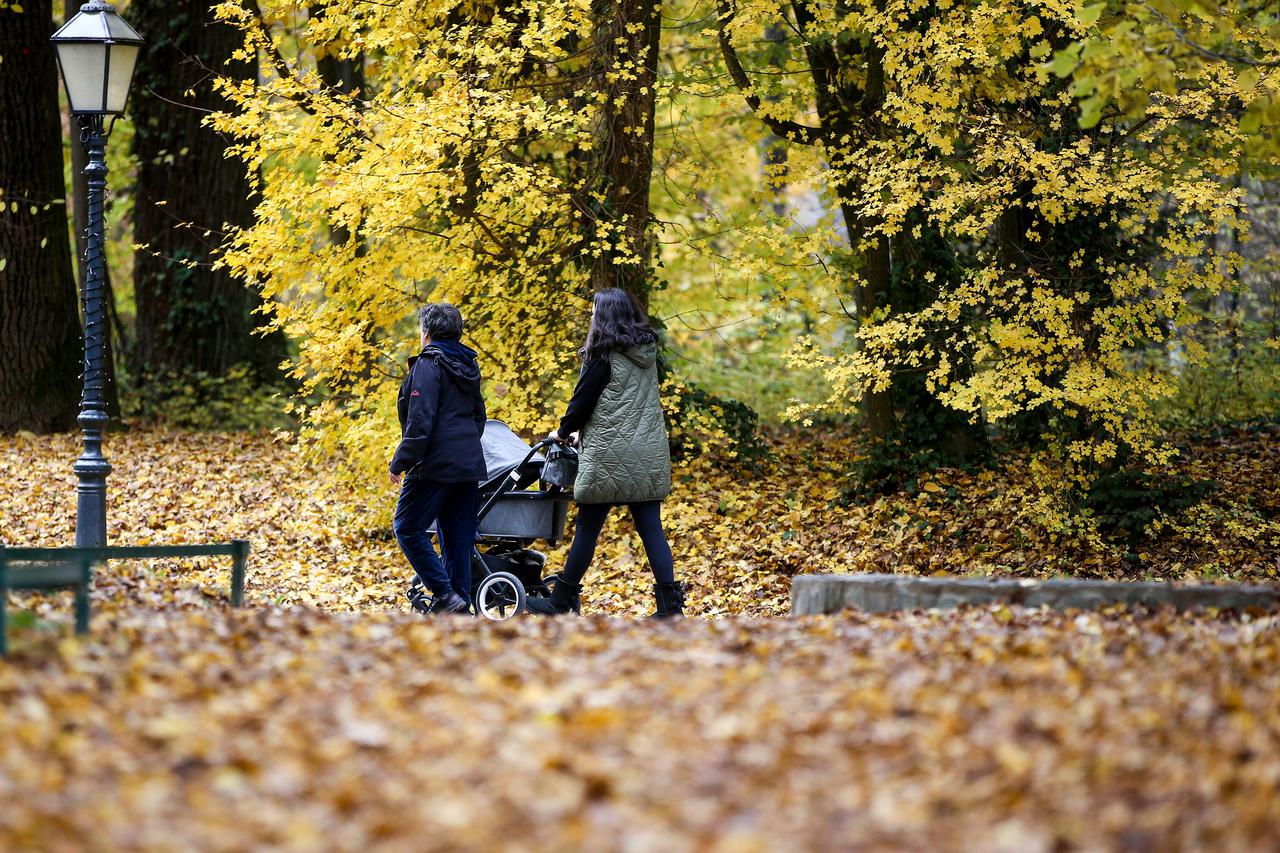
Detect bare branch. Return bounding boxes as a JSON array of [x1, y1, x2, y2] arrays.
[[716, 0, 823, 145], [1152, 8, 1280, 69], [248, 0, 318, 116]]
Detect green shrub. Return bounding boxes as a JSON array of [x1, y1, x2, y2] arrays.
[[1155, 338, 1280, 429], [660, 373, 768, 465], [1082, 468, 1217, 549], [123, 365, 296, 432]]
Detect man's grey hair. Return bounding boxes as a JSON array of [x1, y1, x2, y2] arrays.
[[419, 303, 464, 341]]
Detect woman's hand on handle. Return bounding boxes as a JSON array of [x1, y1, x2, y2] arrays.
[[546, 430, 579, 448]]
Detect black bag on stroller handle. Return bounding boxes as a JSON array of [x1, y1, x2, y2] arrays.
[[541, 442, 578, 491]]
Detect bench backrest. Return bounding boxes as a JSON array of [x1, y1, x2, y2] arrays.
[[0, 540, 250, 656]]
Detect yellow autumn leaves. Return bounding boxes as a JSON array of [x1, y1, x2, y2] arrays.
[[1, 604, 1278, 849], [2, 426, 1275, 623], [1, 428, 1276, 847], [196, 0, 1280, 540]]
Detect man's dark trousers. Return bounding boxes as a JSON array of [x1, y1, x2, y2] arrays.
[[393, 477, 479, 602]]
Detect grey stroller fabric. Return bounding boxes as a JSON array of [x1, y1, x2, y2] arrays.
[[480, 419, 544, 487]]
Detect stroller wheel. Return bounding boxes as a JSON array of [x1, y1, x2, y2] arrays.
[[475, 571, 526, 621], [406, 581, 430, 614]]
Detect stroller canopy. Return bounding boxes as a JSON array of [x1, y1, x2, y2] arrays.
[[480, 420, 544, 487]]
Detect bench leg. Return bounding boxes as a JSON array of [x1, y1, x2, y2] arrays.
[[74, 556, 91, 636], [231, 540, 249, 608]]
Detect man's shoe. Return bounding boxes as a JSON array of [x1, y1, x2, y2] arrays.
[[649, 582, 685, 619], [525, 576, 581, 616], [426, 590, 471, 615]]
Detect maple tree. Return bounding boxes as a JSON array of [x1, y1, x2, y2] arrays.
[[715, 0, 992, 465], [208, 0, 679, 505], [711, 2, 1265, 496]]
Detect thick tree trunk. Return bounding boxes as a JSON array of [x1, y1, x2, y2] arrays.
[[855, 41, 895, 437], [858, 236, 895, 437], [0, 0, 82, 432], [761, 24, 789, 217], [587, 0, 662, 310], [317, 54, 363, 98], [893, 221, 988, 464], [129, 0, 284, 381], [794, 2, 894, 437]]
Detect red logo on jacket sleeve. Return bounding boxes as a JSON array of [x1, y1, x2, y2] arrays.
[[411, 390, 421, 396]]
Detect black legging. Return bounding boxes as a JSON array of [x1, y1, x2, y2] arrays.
[[558, 500, 675, 586]]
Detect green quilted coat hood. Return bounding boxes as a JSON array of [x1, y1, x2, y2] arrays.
[[574, 341, 672, 504]]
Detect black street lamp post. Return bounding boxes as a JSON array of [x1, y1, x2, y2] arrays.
[[51, 2, 143, 548]]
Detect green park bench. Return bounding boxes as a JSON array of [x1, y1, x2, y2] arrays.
[[0, 541, 250, 657]]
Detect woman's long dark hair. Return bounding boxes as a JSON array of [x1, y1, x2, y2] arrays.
[[580, 287, 657, 363]]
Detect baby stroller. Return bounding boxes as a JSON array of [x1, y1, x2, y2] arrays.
[[406, 420, 576, 620]]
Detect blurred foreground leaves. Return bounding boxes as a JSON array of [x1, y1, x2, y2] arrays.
[[0, 608, 1277, 849]]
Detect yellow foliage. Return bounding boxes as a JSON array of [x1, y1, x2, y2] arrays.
[[208, 0, 1275, 516], [3, 430, 1278, 849], [211, 0, 632, 521], [718, 0, 1262, 476]]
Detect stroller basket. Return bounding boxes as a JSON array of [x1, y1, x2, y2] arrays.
[[479, 490, 570, 542]]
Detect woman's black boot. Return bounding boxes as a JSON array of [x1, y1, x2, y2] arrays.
[[650, 582, 685, 618], [525, 576, 582, 616]]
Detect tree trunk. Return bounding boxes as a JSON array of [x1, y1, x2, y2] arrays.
[[0, 0, 82, 432], [855, 40, 895, 437], [587, 0, 662, 310], [893, 220, 989, 464], [129, 0, 284, 381], [761, 23, 789, 217], [317, 54, 363, 98], [794, 2, 894, 437]]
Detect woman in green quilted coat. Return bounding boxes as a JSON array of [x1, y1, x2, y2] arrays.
[[526, 288, 684, 618]]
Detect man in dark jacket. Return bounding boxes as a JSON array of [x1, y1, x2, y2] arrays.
[[390, 303, 488, 615]]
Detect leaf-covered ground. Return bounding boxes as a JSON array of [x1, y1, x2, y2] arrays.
[[1, 608, 1278, 850], [0, 427, 1276, 621], [2, 431, 1279, 849]]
